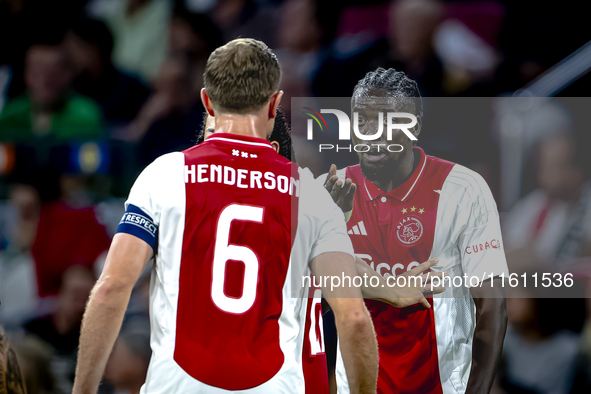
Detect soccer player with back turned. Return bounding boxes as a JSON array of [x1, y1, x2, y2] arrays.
[[72, 38, 380, 394]]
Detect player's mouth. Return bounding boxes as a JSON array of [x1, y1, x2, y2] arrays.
[[363, 152, 386, 162]]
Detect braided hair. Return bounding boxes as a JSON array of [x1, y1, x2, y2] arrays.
[[269, 109, 296, 162], [352, 67, 423, 118]]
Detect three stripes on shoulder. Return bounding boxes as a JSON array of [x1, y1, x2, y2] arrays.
[[348, 221, 367, 235]]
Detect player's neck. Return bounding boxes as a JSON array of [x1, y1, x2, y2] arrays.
[[375, 149, 419, 193], [213, 114, 270, 140]]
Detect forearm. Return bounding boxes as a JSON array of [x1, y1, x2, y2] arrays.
[[466, 297, 507, 394], [321, 260, 391, 310], [311, 253, 378, 393], [73, 279, 133, 394], [335, 307, 378, 394], [355, 257, 392, 304]]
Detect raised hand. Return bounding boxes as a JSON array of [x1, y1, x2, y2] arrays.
[[324, 164, 356, 213]]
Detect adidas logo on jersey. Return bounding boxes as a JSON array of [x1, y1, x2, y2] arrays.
[[348, 221, 367, 235]]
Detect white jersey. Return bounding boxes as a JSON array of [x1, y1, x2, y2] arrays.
[[320, 148, 509, 394], [116, 133, 353, 393]]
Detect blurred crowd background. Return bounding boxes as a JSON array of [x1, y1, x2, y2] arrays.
[[1, 0, 591, 393]]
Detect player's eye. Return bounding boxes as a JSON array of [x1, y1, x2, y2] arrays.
[[358, 116, 367, 127]]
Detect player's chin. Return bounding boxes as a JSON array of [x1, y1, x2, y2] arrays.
[[359, 158, 386, 177], [359, 152, 389, 168]]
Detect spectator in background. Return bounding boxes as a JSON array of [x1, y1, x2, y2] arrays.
[[503, 132, 591, 269], [313, 0, 505, 97], [0, 166, 111, 326], [312, 1, 391, 97], [127, 56, 201, 167], [65, 17, 150, 125], [312, 0, 444, 97], [0, 0, 92, 102], [32, 194, 111, 297], [0, 181, 42, 325], [211, 0, 280, 49], [501, 285, 584, 394], [90, 0, 171, 83], [431, 1, 504, 96], [24, 266, 96, 393], [274, 0, 322, 117], [103, 322, 151, 394], [9, 335, 56, 394], [321, 0, 445, 97], [0, 37, 103, 142], [3, 182, 41, 254], [383, 0, 445, 96], [169, 8, 223, 99]]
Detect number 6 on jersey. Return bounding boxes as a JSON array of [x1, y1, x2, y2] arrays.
[[211, 203, 264, 314]]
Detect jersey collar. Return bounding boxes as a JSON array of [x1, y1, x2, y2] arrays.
[[362, 147, 428, 202], [205, 132, 275, 149]]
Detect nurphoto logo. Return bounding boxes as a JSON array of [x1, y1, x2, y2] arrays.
[[303, 107, 418, 153]]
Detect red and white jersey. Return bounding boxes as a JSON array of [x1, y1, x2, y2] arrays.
[[119, 133, 352, 393], [302, 286, 329, 394], [320, 148, 509, 394]]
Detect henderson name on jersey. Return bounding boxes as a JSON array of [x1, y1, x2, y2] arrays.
[[116, 133, 353, 393]]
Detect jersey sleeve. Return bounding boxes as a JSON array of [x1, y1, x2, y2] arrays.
[[301, 168, 355, 262], [455, 168, 509, 285], [116, 157, 165, 249]]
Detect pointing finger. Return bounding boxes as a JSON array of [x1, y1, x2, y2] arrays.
[[328, 164, 337, 179]]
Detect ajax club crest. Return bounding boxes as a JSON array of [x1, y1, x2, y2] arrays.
[[396, 216, 424, 245]]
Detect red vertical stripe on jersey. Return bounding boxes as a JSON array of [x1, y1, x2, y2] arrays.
[[345, 153, 455, 394], [302, 287, 329, 394], [174, 139, 299, 390]]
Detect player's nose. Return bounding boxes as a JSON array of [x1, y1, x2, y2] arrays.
[[361, 121, 386, 140]]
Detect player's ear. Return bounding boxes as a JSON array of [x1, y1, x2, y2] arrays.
[[201, 88, 215, 116], [412, 116, 422, 141], [268, 90, 284, 119], [271, 141, 280, 153]]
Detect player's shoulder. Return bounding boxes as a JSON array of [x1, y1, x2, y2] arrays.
[[146, 151, 185, 172], [426, 160, 500, 228], [438, 163, 499, 226], [137, 152, 185, 187], [298, 166, 346, 222], [299, 166, 325, 191], [182, 140, 217, 159], [439, 162, 492, 198], [299, 166, 341, 203]]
